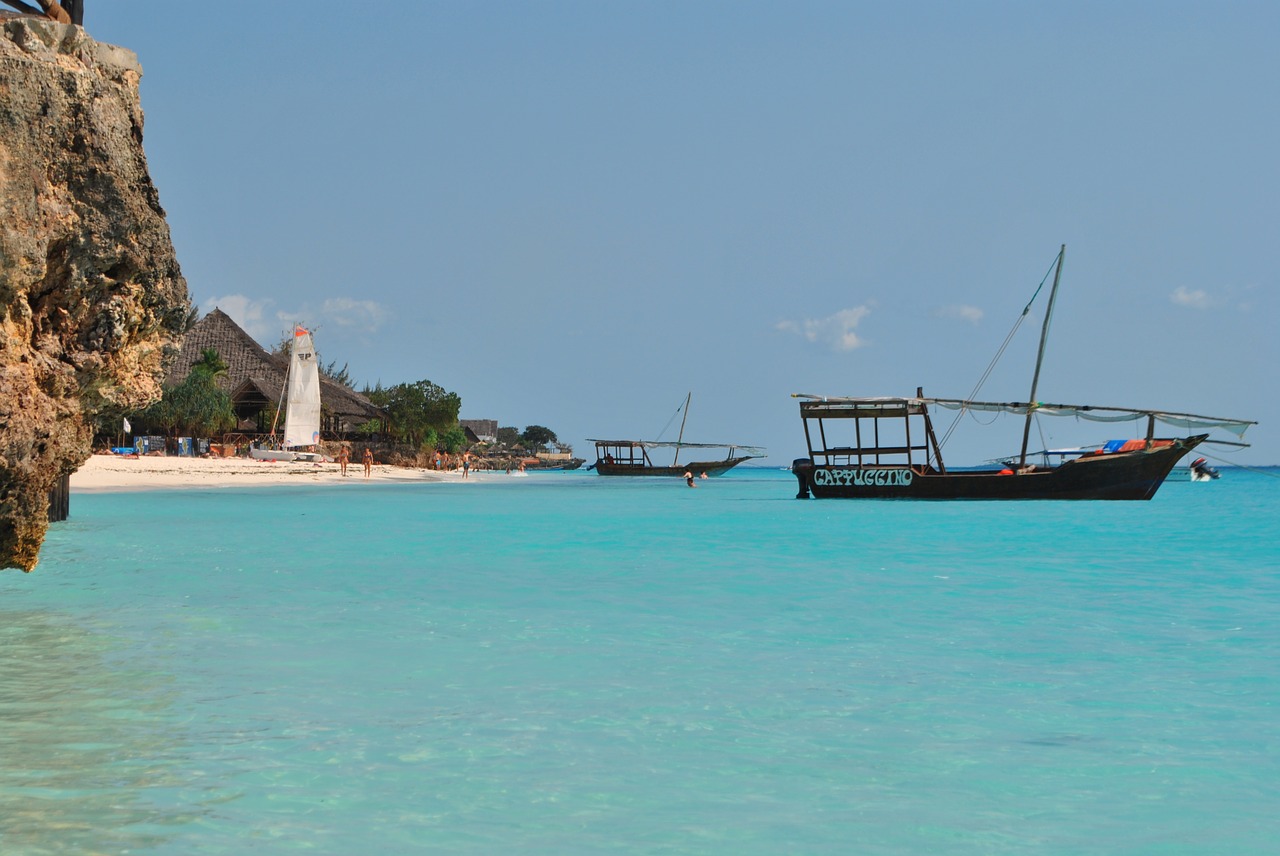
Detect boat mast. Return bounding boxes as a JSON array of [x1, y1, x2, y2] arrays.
[[673, 392, 691, 466], [1019, 246, 1065, 469], [267, 328, 295, 441]]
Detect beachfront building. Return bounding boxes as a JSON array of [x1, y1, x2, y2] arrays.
[[459, 419, 498, 444], [167, 309, 383, 439]]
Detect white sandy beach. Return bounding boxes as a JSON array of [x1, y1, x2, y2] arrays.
[[70, 453, 477, 492]]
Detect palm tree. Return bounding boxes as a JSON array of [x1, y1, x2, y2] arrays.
[[191, 347, 229, 381]]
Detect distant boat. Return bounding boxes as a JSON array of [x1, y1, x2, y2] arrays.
[[589, 393, 764, 477], [1167, 457, 1222, 483], [250, 326, 322, 462], [521, 451, 586, 471], [522, 459, 586, 472], [1190, 457, 1221, 481], [791, 246, 1254, 500]]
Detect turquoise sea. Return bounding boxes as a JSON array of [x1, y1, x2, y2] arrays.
[[2, 467, 1279, 854]]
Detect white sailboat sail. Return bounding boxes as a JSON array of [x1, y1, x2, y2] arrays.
[[282, 326, 321, 449]]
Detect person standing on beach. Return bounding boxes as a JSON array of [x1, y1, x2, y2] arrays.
[[337, 446, 349, 476], [462, 452, 471, 480], [362, 447, 373, 478]]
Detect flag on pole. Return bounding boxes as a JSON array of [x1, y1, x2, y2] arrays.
[[123, 417, 132, 434]]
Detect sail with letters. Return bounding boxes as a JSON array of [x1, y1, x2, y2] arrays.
[[282, 325, 321, 449]]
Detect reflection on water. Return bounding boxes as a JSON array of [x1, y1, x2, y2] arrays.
[[0, 609, 199, 854]]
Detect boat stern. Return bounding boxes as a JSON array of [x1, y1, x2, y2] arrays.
[[791, 458, 813, 499]]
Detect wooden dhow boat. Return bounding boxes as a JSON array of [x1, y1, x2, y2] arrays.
[[589, 439, 762, 477], [790, 247, 1254, 500], [791, 394, 1250, 500], [590, 393, 764, 477]]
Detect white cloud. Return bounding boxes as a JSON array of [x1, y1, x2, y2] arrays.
[[777, 305, 872, 351], [202, 294, 388, 345], [320, 297, 387, 334], [935, 304, 984, 324], [271, 299, 387, 337], [201, 294, 277, 341], [1171, 286, 1211, 309]]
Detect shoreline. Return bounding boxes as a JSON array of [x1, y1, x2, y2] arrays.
[[70, 453, 477, 493]]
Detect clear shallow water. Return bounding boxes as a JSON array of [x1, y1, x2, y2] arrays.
[[2, 468, 1279, 854]]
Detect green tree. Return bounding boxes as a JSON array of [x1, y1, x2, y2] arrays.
[[439, 426, 467, 454], [368, 380, 461, 447], [496, 426, 521, 447], [191, 347, 228, 379], [143, 370, 237, 439], [363, 382, 386, 405], [521, 425, 558, 449], [322, 359, 353, 388]]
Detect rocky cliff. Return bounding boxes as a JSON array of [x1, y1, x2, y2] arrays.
[[1, 15, 188, 571]]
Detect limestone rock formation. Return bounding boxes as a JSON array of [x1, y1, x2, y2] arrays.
[[1, 15, 188, 571]]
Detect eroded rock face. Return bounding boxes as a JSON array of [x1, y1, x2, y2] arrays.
[[1, 16, 188, 571]]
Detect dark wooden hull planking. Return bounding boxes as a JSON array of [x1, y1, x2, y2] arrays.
[[594, 456, 754, 477], [792, 435, 1206, 500]]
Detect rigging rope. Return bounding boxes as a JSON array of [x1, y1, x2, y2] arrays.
[[937, 252, 1063, 451], [653, 398, 686, 442]]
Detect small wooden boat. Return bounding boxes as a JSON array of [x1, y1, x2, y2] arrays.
[[791, 246, 1254, 500], [590, 393, 764, 477], [590, 439, 760, 477]]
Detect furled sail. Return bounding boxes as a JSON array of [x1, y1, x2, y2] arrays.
[[792, 395, 1254, 439], [586, 439, 767, 456], [283, 326, 322, 448], [922, 398, 1255, 438]]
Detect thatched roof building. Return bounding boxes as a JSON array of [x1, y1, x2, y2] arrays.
[[169, 309, 382, 435]]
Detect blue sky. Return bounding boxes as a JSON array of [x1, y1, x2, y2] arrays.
[[91, 2, 1276, 465]]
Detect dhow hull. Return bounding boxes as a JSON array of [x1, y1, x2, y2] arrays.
[[792, 436, 1206, 501]]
